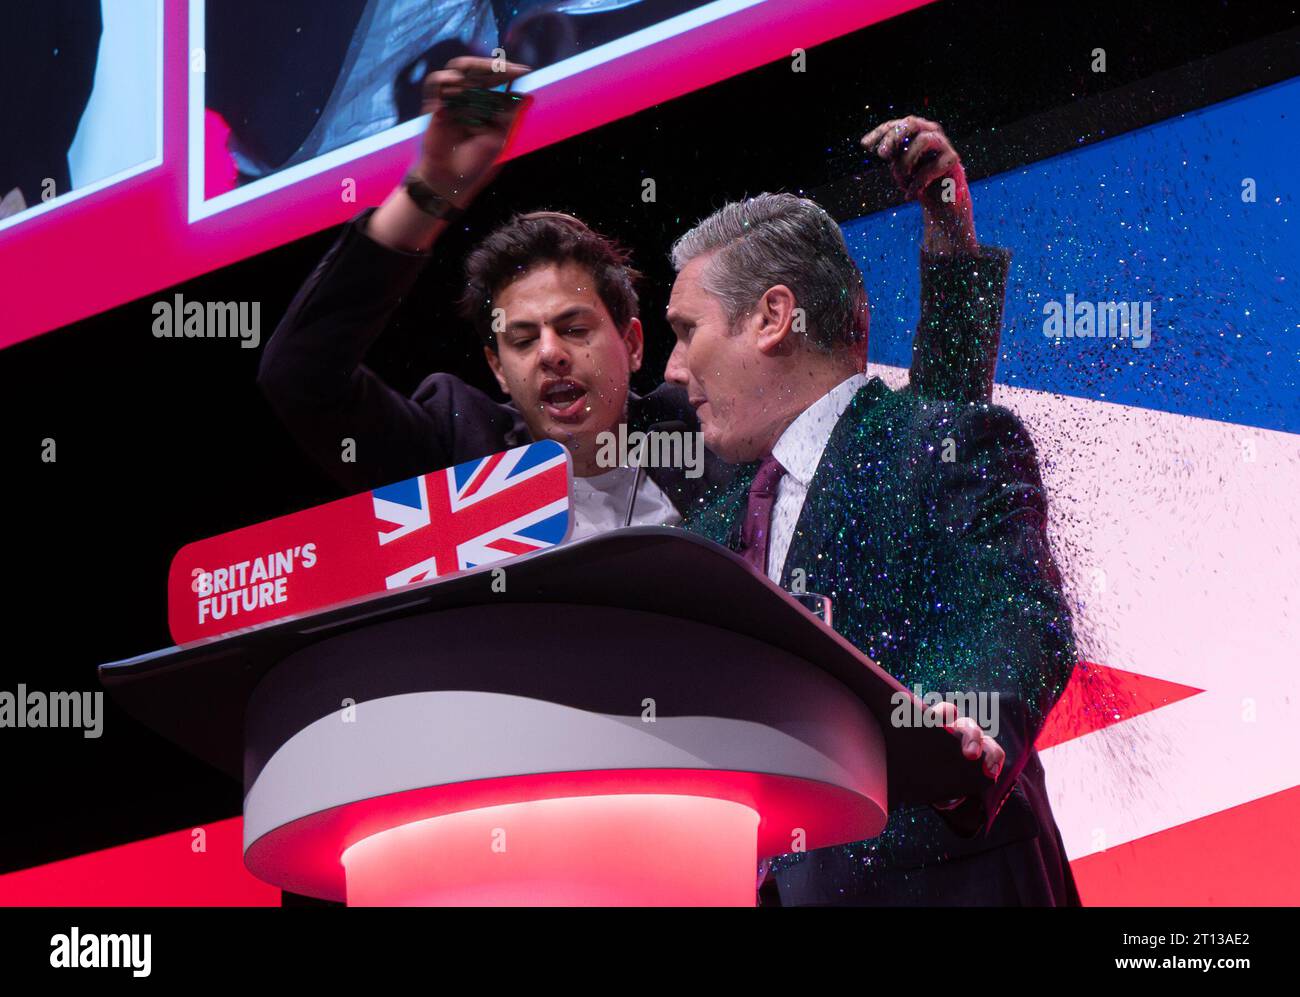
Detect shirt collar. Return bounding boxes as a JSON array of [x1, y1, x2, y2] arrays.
[[770, 372, 869, 486]]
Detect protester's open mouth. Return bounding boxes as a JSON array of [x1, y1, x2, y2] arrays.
[[540, 378, 589, 422]]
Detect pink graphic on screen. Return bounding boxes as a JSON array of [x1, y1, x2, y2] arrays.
[[0, 0, 936, 350]]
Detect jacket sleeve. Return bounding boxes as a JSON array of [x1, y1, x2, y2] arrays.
[[910, 402, 1077, 837], [256, 208, 458, 493], [907, 245, 1011, 404]]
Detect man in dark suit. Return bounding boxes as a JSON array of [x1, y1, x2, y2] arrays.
[[664, 125, 1079, 904], [259, 63, 1007, 533]]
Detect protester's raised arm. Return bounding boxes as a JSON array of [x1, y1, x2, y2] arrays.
[[257, 58, 534, 493], [255, 211, 455, 492], [368, 56, 531, 253]]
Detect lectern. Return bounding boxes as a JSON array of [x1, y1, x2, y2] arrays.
[[99, 527, 988, 906]]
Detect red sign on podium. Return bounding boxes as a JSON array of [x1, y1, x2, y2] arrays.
[[166, 442, 572, 644]]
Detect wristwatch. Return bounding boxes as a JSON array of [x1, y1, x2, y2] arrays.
[[402, 172, 464, 222]]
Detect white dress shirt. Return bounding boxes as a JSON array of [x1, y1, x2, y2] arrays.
[[569, 466, 681, 542], [765, 372, 869, 584]]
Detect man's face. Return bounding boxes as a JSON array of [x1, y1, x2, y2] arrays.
[[664, 254, 784, 463], [486, 261, 642, 470]]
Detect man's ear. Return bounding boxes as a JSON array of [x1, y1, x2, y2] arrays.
[[754, 285, 797, 356], [484, 345, 511, 396], [623, 317, 645, 373]]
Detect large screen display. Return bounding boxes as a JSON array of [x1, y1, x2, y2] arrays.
[[0, 0, 935, 349]]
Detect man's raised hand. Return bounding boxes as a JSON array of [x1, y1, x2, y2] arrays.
[[369, 56, 530, 252], [860, 115, 978, 256], [416, 56, 532, 208]]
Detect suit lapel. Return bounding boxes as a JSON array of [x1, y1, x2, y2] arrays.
[[778, 379, 890, 589]]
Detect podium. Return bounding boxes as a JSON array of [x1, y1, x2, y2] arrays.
[[100, 527, 988, 906]]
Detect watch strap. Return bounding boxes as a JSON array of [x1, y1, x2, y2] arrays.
[[402, 172, 465, 222]]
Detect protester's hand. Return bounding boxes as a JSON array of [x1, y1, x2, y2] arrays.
[[860, 116, 977, 255], [927, 700, 1004, 782], [415, 56, 531, 208]]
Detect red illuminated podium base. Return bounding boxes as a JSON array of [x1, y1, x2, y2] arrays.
[[99, 529, 991, 907], [342, 795, 761, 906], [239, 603, 889, 905]]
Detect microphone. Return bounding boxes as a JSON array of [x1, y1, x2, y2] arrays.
[[725, 517, 745, 553], [623, 420, 687, 527]]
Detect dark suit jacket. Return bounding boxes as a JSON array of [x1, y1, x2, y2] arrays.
[[686, 379, 1081, 906], [257, 208, 735, 507]]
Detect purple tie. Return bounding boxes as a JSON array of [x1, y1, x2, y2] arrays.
[[738, 455, 786, 574]]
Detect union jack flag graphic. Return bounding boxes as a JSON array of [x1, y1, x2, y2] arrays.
[[372, 441, 573, 588], [167, 441, 573, 644]]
